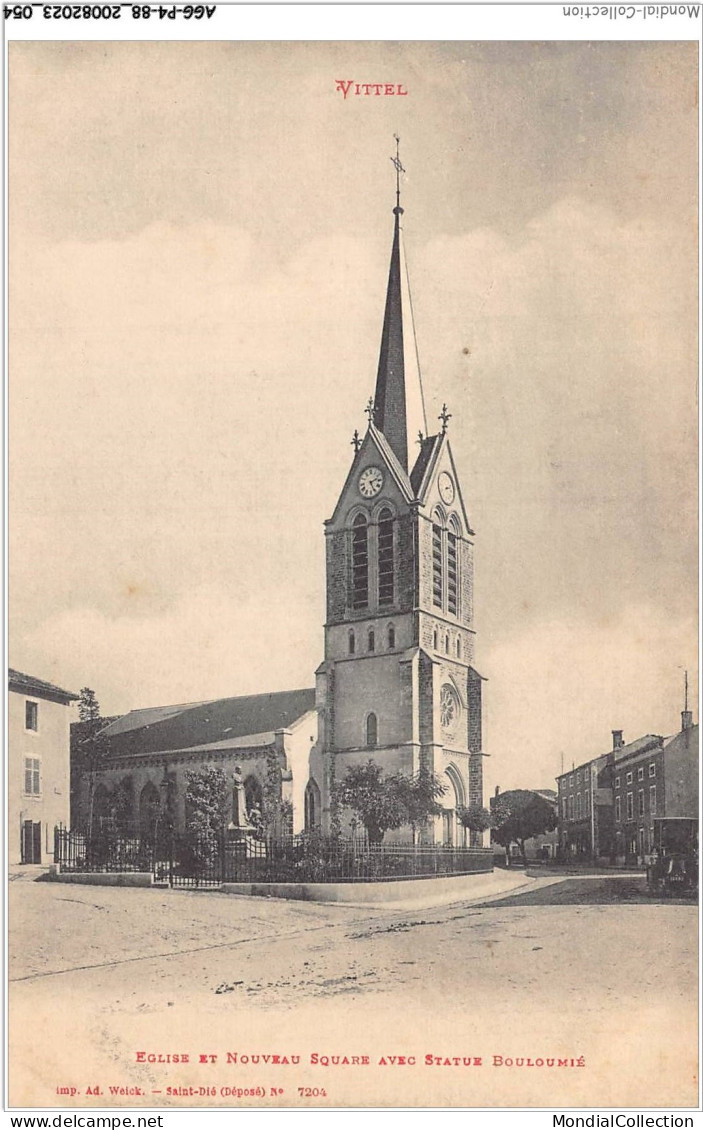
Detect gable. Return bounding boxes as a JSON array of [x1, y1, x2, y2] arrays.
[[414, 434, 474, 537], [327, 423, 414, 530]]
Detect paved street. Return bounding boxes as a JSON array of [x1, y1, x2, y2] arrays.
[[9, 872, 698, 1110]]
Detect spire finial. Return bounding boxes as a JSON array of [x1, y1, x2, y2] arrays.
[[365, 397, 376, 428], [351, 429, 362, 454], [439, 403, 452, 434], [390, 134, 405, 215], [417, 430, 424, 446]]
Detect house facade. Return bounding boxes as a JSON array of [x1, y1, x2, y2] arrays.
[[612, 714, 698, 865], [9, 668, 78, 864], [557, 716, 698, 864], [556, 735, 624, 861]]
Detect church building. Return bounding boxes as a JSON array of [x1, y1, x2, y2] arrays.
[[73, 159, 486, 847], [313, 167, 485, 845]]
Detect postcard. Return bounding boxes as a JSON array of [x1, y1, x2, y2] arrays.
[[7, 26, 700, 1113]]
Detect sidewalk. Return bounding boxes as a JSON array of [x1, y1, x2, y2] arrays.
[[8, 863, 51, 882], [220, 866, 540, 911]]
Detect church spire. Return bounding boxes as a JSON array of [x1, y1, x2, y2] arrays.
[[373, 138, 426, 472]]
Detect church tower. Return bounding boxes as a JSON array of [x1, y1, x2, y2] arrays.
[[315, 147, 485, 844]]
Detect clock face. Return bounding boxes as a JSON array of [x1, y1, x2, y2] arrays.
[[440, 683, 460, 736], [438, 471, 455, 505], [358, 466, 384, 498]]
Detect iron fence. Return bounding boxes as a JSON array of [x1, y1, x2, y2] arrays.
[[54, 826, 154, 873], [55, 827, 493, 885], [219, 835, 492, 884]]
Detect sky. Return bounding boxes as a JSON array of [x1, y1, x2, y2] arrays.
[[9, 40, 699, 792]]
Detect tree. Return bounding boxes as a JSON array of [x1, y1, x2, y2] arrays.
[[388, 767, 447, 844], [490, 789, 558, 865], [335, 761, 408, 844], [72, 688, 107, 836], [77, 687, 102, 732], [184, 766, 229, 835], [457, 804, 492, 846], [183, 766, 230, 867]]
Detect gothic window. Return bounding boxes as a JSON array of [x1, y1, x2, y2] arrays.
[[366, 712, 378, 748], [351, 514, 369, 610], [348, 629, 355, 655], [456, 637, 461, 659], [139, 782, 161, 840], [447, 530, 458, 615], [93, 783, 112, 831], [387, 624, 395, 649], [432, 523, 443, 608], [244, 775, 264, 822], [368, 628, 375, 652], [433, 627, 438, 650], [377, 508, 394, 607], [305, 779, 321, 830], [445, 633, 449, 655]]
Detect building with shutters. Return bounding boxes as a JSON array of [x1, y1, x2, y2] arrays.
[[556, 715, 698, 864], [9, 668, 78, 864]]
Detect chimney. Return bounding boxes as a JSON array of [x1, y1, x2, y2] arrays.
[[612, 730, 624, 750], [681, 711, 693, 732], [494, 785, 500, 797]]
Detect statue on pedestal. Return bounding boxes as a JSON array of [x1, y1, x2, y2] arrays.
[[228, 766, 254, 841]]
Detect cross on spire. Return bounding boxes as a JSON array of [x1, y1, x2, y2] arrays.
[[439, 403, 452, 434], [390, 134, 405, 214], [365, 397, 376, 427]]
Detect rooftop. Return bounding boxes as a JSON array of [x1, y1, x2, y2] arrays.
[[8, 667, 78, 704], [99, 687, 317, 757]]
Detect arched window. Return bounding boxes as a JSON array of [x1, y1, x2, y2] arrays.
[[351, 514, 369, 610], [348, 629, 356, 655], [445, 633, 450, 654], [447, 529, 458, 615], [456, 637, 462, 659], [433, 627, 438, 650], [432, 522, 443, 608], [93, 783, 112, 832], [244, 775, 264, 819], [305, 779, 321, 831], [377, 508, 394, 607], [114, 776, 134, 834], [366, 712, 378, 748], [368, 628, 375, 652], [139, 781, 161, 840], [388, 624, 395, 649]]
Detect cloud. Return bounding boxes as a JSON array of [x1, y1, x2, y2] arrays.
[[10, 193, 697, 778], [16, 584, 321, 716]]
